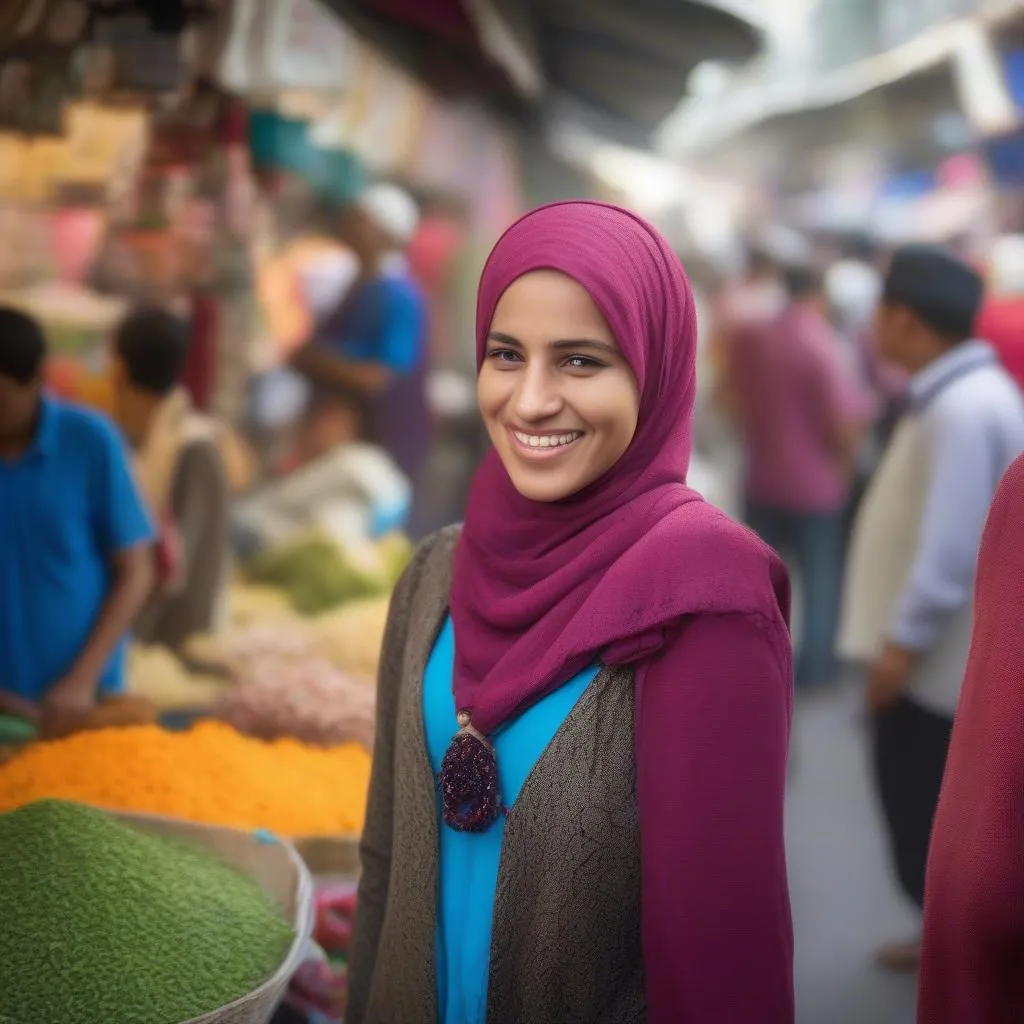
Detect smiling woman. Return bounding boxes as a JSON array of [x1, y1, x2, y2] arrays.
[[477, 270, 641, 502], [347, 201, 794, 1024]]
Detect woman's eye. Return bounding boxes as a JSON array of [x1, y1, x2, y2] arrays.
[[564, 356, 601, 370], [486, 348, 522, 364]]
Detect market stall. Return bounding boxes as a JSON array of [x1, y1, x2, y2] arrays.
[[0, 9, 459, 1024], [0, 496, 411, 1021], [0, 5, 263, 422], [0, 520, 409, 819]]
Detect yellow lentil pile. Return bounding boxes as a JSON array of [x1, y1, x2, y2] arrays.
[[0, 721, 370, 837]]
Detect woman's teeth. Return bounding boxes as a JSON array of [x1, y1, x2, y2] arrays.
[[513, 430, 581, 449]]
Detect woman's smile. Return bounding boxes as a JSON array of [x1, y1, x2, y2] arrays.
[[508, 426, 584, 459]]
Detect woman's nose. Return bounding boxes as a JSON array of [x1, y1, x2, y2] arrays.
[[513, 364, 562, 421]]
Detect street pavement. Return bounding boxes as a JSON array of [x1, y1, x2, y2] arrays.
[[788, 682, 920, 1024]]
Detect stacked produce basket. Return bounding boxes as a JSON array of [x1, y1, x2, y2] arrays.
[[0, 804, 313, 1024], [125, 812, 314, 1024]]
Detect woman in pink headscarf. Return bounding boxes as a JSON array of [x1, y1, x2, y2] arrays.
[[347, 202, 794, 1024]]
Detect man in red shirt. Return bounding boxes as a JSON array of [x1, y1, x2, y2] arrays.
[[727, 262, 870, 687], [976, 235, 1024, 390]]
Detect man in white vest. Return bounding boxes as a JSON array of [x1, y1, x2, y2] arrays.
[[839, 244, 1024, 971]]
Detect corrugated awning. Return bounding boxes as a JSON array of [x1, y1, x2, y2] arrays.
[[327, 0, 764, 139]]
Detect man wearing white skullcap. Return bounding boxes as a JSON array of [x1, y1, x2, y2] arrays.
[[354, 184, 421, 252], [292, 182, 430, 482]]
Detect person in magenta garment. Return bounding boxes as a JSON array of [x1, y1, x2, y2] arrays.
[[918, 453, 1024, 1023], [728, 262, 871, 687], [347, 202, 794, 1024]]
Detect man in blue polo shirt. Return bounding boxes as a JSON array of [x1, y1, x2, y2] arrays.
[[0, 308, 154, 737]]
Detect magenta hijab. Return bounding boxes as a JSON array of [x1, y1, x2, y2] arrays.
[[450, 201, 724, 740]]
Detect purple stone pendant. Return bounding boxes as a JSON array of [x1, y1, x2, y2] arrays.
[[439, 711, 501, 832]]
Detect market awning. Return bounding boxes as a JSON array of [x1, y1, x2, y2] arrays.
[[525, 0, 763, 133], [326, 0, 764, 138], [698, 61, 967, 188], [661, 5, 1023, 158]]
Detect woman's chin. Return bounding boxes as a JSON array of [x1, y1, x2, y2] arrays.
[[504, 464, 586, 503]]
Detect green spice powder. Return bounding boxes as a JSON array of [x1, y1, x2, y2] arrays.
[[0, 800, 294, 1024]]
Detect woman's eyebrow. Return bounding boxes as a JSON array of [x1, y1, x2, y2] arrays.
[[487, 331, 522, 347], [551, 338, 619, 355]]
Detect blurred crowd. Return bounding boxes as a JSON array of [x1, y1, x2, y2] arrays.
[[0, 180, 443, 732], [696, 223, 1024, 971]]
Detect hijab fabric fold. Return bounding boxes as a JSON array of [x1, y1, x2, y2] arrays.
[[450, 201, 778, 739]]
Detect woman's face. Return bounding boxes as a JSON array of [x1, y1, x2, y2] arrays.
[[478, 270, 640, 502]]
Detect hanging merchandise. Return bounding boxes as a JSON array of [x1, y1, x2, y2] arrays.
[[28, 137, 70, 198], [393, 83, 431, 175], [250, 110, 322, 178], [6, 135, 69, 203], [0, 0, 90, 54], [344, 52, 420, 174], [42, 0, 91, 49], [27, 60, 67, 136], [133, 0, 189, 35], [0, 206, 52, 291], [318, 147, 365, 204], [0, 60, 30, 130], [407, 100, 478, 192], [471, 125, 523, 238], [91, 13, 185, 94], [249, 107, 367, 202], [0, 134, 28, 201], [216, 0, 264, 96], [50, 204, 105, 285], [0, 57, 69, 136], [218, 0, 356, 97], [260, 0, 356, 94], [323, 43, 376, 155], [0, 1, 37, 50], [61, 100, 148, 186]]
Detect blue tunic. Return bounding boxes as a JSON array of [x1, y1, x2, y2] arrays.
[[321, 271, 430, 479], [423, 617, 598, 1024]]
